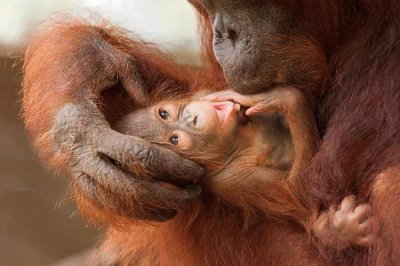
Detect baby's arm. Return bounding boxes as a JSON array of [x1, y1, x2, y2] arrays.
[[313, 195, 375, 250], [202, 88, 319, 181], [204, 90, 375, 250]]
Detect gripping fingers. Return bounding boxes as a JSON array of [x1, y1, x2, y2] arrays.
[[80, 152, 136, 195], [75, 153, 202, 220], [80, 152, 201, 206], [139, 179, 202, 210], [246, 103, 272, 116], [201, 90, 255, 106], [129, 180, 201, 221], [54, 103, 203, 221], [203, 90, 281, 116], [98, 130, 205, 183]]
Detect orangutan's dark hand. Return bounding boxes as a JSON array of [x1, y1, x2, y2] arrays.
[[54, 102, 204, 221]]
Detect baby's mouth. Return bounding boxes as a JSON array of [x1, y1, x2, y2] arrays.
[[238, 105, 249, 125], [211, 101, 235, 125], [211, 101, 246, 125]]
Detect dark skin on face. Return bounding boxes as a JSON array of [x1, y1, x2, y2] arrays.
[[116, 92, 374, 251], [194, 0, 328, 94]]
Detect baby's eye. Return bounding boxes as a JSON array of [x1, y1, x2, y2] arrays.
[[169, 135, 179, 145], [159, 109, 169, 120]]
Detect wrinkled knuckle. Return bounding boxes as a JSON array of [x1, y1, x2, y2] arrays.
[[120, 137, 133, 157], [53, 103, 103, 153], [138, 145, 157, 167], [53, 107, 91, 159]]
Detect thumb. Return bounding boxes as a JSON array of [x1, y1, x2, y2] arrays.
[[245, 104, 266, 116]]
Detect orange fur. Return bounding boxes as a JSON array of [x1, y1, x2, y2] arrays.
[[22, 0, 400, 263]]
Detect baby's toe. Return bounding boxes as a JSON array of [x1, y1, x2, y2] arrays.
[[339, 195, 357, 212], [353, 204, 371, 222], [355, 235, 374, 247]]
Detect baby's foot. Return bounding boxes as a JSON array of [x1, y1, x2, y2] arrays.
[[313, 195, 375, 250]]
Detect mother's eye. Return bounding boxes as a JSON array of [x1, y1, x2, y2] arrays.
[[169, 135, 179, 145], [159, 109, 169, 120]]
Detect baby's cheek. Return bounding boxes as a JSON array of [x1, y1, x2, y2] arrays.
[[201, 116, 221, 135], [175, 131, 195, 150]]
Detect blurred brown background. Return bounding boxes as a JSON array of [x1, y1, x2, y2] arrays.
[[0, 56, 98, 265], [0, 1, 198, 265]]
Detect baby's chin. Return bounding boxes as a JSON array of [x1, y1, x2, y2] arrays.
[[204, 169, 267, 205], [218, 107, 248, 137]]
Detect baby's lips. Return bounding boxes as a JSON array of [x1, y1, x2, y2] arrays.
[[211, 101, 235, 125]]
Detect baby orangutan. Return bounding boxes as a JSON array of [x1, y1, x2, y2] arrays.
[[109, 88, 374, 264]]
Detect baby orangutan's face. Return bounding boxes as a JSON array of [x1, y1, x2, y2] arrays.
[[155, 100, 242, 149], [117, 99, 246, 155]]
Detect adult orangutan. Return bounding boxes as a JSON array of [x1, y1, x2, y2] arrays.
[[21, 0, 399, 265], [188, 0, 400, 264]]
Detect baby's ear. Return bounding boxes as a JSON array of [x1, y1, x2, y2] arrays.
[[191, 90, 214, 100]]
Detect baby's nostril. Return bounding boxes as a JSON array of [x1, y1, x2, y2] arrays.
[[226, 29, 237, 40], [219, 28, 237, 41], [213, 15, 238, 41]]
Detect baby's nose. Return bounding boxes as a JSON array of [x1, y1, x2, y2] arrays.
[[182, 112, 197, 127]]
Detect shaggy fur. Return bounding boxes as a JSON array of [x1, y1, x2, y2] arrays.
[[22, 0, 400, 265]]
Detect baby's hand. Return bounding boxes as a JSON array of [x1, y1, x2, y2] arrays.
[[313, 195, 376, 250], [202, 88, 304, 116]]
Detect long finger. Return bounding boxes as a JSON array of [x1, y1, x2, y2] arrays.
[[98, 130, 205, 183], [81, 153, 201, 207], [200, 89, 235, 101], [246, 103, 271, 116], [80, 153, 137, 195], [139, 179, 202, 210], [202, 90, 255, 106]]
